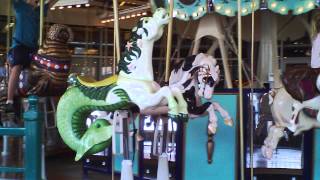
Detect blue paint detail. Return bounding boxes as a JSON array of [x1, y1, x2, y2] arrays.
[[185, 94, 237, 180], [314, 129, 320, 179]]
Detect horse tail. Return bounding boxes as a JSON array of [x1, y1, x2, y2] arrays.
[[57, 76, 130, 161]]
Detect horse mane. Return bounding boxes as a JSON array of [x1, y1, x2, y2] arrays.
[[172, 55, 197, 73], [118, 19, 148, 74]]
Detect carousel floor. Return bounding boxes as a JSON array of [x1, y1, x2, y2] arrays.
[[0, 138, 117, 180]]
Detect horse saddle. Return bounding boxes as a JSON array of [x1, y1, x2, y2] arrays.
[[282, 68, 320, 119], [77, 75, 118, 87], [282, 68, 320, 102]]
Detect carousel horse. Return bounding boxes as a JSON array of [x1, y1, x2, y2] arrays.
[[258, 68, 320, 159], [169, 53, 233, 134], [56, 8, 189, 161]]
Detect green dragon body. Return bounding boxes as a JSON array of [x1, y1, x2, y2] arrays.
[[57, 75, 130, 160]]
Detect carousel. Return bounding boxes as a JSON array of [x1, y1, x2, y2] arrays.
[[0, 0, 319, 180]]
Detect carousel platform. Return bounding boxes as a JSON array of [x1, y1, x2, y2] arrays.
[[0, 138, 115, 180]]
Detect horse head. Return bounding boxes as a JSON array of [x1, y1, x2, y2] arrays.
[[134, 8, 169, 41], [194, 53, 220, 99], [118, 8, 169, 78]]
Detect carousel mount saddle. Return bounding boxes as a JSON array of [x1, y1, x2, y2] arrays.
[[282, 68, 320, 102], [282, 68, 320, 119], [77, 75, 118, 87]]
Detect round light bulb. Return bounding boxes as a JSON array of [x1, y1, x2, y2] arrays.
[[308, 2, 314, 8], [297, 7, 304, 13], [280, 7, 286, 12], [271, 2, 277, 8], [215, 5, 222, 10], [225, 9, 232, 15], [242, 8, 248, 13]]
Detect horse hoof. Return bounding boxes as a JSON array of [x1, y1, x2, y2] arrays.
[[261, 145, 273, 159], [224, 118, 233, 126], [136, 134, 144, 142], [208, 126, 217, 134]]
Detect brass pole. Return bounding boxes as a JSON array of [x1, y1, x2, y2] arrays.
[[237, 1, 244, 180], [112, 1, 120, 179], [113, 32, 116, 74], [6, 1, 11, 51], [113, 0, 121, 63], [165, 0, 174, 82], [250, 0, 255, 179], [39, 0, 44, 46]]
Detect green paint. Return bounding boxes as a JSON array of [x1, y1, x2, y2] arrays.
[[0, 128, 25, 136], [77, 80, 116, 101], [57, 87, 130, 161], [24, 96, 42, 180], [0, 96, 42, 180], [184, 94, 237, 180]]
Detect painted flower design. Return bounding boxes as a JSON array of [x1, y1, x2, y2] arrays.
[[126, 41, 133, 50]]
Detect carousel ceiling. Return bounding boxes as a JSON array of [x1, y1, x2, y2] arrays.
[[152, 0, 319, 20]]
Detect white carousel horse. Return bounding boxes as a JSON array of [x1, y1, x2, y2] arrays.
[[169, 53, 233, 134], [259, 71, 320, 159]]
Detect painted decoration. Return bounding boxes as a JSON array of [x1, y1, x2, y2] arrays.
[[151, 0, 208, 20], [212, 0, 318, 16], [213, 0, 260, 17], [267, 0, 317, 15], [4, 24, 73, 98], [184, 94, 237, 180]]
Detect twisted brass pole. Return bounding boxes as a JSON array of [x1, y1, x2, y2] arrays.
[[237, 1, 244, 180], [165, 0, 174, 82]]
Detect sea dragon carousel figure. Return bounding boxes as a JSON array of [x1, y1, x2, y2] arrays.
[[56, 8, 189, 161]]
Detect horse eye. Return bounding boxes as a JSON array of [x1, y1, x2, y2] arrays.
[[145, 20, 149, 23]]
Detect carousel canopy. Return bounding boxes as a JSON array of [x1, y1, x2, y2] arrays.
[[151, 0, 320, 20]]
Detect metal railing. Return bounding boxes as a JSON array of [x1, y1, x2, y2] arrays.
[[0, 95, 42, 180]]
